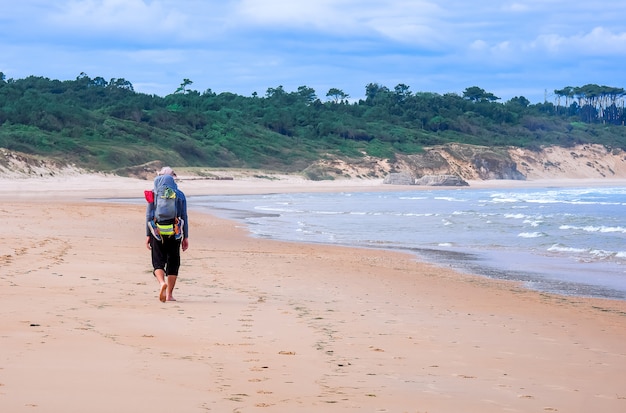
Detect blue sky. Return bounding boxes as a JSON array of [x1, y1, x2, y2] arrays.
[[1, 1, 625, 103]]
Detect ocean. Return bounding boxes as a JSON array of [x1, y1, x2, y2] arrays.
[[192, 186, 626, 301]]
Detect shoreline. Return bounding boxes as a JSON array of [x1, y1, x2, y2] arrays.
[[8, 173, 626, 301], [5, 173, 626, 202], [2, 175, 626, 411], [7, 172, 626, 301]]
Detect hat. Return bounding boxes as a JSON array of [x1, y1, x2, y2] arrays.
[[158, 166, 177, 177]]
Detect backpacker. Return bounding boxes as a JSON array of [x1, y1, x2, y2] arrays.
[[154, 182, 177, 222]]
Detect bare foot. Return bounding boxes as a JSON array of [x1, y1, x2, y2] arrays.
[[166, 296, 176, 302], [159, 283, 167, 303]]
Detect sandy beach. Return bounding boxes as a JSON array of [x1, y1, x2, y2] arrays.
[[1, 174, 626, 412]]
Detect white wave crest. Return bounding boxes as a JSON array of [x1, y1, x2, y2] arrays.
[[523, 219, 543, 227], [518, 232, 544, 238], [548, 244, 588, 253], [434, 196, 466, 202], [589, 249, 615, 259], [560, 225, 626, 233], [504, 213, 527, 219]]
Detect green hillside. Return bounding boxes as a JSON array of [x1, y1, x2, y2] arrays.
[[1, 73, 625, 173]]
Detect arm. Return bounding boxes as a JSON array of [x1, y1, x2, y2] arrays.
[[146, 201, 155, 236], [178, 192, 189, 251], [146, 197, 156, 249], [178, 193, 189, 239]]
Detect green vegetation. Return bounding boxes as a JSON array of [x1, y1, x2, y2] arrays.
[[0, 72, 625, 172]]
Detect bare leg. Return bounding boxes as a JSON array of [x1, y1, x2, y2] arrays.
[[154, 269, 167, 302], [166, 275, 177, 301]]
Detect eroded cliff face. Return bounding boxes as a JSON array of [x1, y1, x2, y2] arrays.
[[2, 143, 626, 181], [399, 143, 626, 180], [0, 148, 82, 178], [507, 145, 626, 179], [395, 144, 526, 180], [319, 143, 626, 181]]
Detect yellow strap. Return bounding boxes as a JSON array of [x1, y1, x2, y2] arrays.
[[156, 223, 175, 236]]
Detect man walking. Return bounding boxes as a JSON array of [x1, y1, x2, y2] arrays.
[[146, 167, 189, 302]]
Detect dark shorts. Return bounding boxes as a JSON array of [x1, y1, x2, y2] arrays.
[[150, 235, 181, 276]]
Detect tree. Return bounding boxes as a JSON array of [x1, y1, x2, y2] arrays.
[[365, 83, 390, 103], [554, 86, 575, 111], [394, 83, 412, 101], [462, 86, 499, 102], [297, 85, 317, 104], [265, 85, 285, 98], [507, 96, 530, 108], [569, 84, 626, 123], [108, 78, 134, 91], [175, 78, 193, 94], [91, 76, 108, 88], [326, 88, 348, 103]]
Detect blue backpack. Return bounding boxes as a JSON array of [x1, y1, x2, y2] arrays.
[[154, 181, 177, 222]]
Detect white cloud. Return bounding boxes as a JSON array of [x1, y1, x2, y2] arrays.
[[235, 0, 445, 46], [532, 27, 626, 55], [125, 49, 187, 65], [47, 0, 189, 40], [469, 40, 488, 51], [236, 0, 338, 27], [505, 3, 530, 12], [364, 3, 445, 47], [2, 1, 626, 104]]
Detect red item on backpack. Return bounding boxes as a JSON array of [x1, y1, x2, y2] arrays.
[[144, 190, 154, 203]]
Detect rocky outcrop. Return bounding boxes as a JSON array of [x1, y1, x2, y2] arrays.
[[396, 143, 526, 181], [470, 153, 525, 180], [383, 172, 469, 186], [415, 175, 469, 186], [383, 172, 414, 185]]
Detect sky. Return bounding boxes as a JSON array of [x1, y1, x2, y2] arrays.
[[1, 1, 625, 104]]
